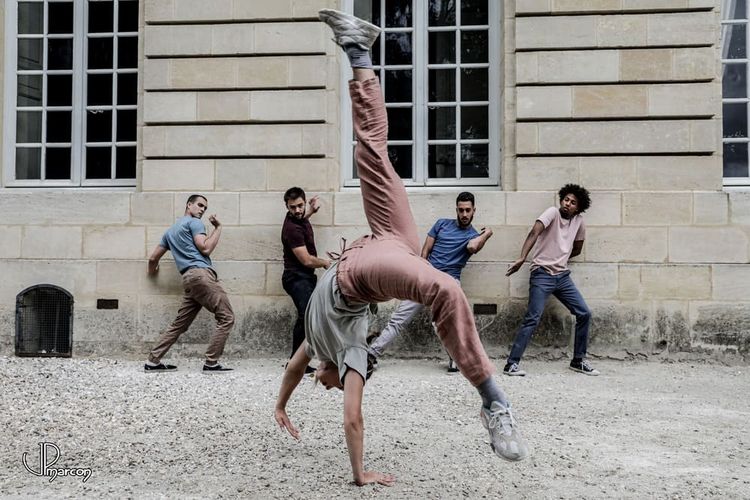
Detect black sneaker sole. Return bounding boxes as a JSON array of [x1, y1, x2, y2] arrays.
[[202, 368, 233, 374], [143, 368, 177, 373]]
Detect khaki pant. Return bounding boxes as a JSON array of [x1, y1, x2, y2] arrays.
[[336, 78, 495, 386], [149, 268, 235, 363]]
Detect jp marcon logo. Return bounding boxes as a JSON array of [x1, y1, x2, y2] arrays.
[[22, 442, 92, 483]]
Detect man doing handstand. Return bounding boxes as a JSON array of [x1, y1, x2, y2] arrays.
[[274, 10, 528, 487]]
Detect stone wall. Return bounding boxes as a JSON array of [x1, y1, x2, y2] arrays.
[[0, 0, 748, 362]]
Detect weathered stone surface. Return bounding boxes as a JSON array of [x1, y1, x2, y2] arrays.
[[623, 192, 692, 225], [691, 302, 750, 352], [0, 192, 130, 225], [669, 227, 749, 263], [22, 227, 82, 259]]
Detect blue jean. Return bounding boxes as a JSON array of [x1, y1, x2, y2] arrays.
[[507, 267, 591, 364], [282, 270, 317, 359]]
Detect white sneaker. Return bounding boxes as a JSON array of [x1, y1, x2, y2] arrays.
[[318, 9, 382, 50], [480, 402, 529, 462]]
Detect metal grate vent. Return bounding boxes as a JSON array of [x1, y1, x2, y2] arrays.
[[15, 284, 74, 357]]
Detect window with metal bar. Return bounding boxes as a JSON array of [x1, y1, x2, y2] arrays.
[[4, 0, 139, 187], [343, 0, 500, 187], [721, 0, 750, 186]]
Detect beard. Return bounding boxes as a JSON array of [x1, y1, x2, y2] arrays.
[[457, 214, 474, 228]]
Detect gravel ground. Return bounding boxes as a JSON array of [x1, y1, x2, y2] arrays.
[[1, 355, 748, 499]]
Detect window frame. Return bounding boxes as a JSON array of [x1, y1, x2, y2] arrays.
[[721, 0, 750, 187], [340, 0, 502, 188], [2, 0, 138, 188]]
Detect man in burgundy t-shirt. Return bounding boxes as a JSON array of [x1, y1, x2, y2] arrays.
[[281, 187, 330, 371]]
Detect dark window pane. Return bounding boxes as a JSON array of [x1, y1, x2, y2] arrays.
[[116, 146, 136, 178], [46, 111, 72, 143], [48, 74, 73, 106], [428, 106, 456, 140], [116, 109, 137, 141], [723, 63, 747, 98], [355, 0, 381, 25], [429, 0, 455, 26], [461, 30, 488, 63], [461, 143, 489, 178], [723, 103, 748, 138], [386, 107, 412, 140], [461, 68, 487, 101], [723, 24, 747, 59], [16, 147, 42, 179], [429, 69, 455, 101], [461, 106, 488, 139], [735, 0, 747, 19], [384, 70, 412, 102], [117, 73, 137, 105], [88, 73, 113, 105], [18, 39, 43, 70], [462, 0, 488, 25], [48, 2, 74, 34], [87, 110, 113, 142], [48, 38, 73, 69], [385, 0, 411, 27], [18, 2, 43, 34], [387, 145, 412, 178], [429, 31, 455, 64], [118, 36, 138, 68], [89, 1, 114, 33], [385, 32, 411, 65], [118, 0, 139, 32], [724, 142, 749, 177], [428, 144, 456, 178], [17, 111, 42, 143], [18, 74, 42, 106], [86, 147, 112, 178], [88, 37, 114, 69], [46, 147, 71, 179], [372, 36, 382, 65]]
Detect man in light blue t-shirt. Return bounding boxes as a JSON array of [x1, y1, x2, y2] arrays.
[[144, 194, 235, 373], [368, 192, 493, 372]]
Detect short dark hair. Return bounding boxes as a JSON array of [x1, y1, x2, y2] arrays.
[[284, 187, 306, 204], [186, 194, 207, 206], [558, 184, 591, 213], [456, 191, 475, 206]]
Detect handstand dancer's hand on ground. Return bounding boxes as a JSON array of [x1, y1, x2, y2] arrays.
[[274, 407, 300, 440], [355, 471, 396, 487]]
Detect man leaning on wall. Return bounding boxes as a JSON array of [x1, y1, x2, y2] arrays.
[[144, 194, 235, 373]]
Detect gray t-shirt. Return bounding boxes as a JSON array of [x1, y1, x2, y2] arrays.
[[159, 216, 212, 273], [304, 263, 369, 385]]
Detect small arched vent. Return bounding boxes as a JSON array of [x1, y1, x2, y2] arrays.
[[15, 284, 74, 357]]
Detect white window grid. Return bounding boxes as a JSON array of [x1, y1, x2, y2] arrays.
[[341, 0, 501, 187], [721, 2, 750, 186], [2, 0, 138, 187]]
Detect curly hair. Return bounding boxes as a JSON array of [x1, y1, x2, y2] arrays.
[[558, 184, 591, 213]]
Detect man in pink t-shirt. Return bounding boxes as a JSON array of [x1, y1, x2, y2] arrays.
[[504, 184, 599, 377]]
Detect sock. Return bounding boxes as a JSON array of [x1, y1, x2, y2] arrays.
[[477, 376, 509, 410], [146, 360, 159, 367], [344, 44, 373, 69]]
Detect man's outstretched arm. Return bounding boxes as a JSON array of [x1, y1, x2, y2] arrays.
[[466, 227, 493, 254], [147, 245, 168, 275], [506, 220, 545, 276], [274, 342, 312, 439]]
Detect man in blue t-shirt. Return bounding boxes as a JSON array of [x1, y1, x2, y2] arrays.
[[368, 191, 493, 372], [144, 194, 235, 373]]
